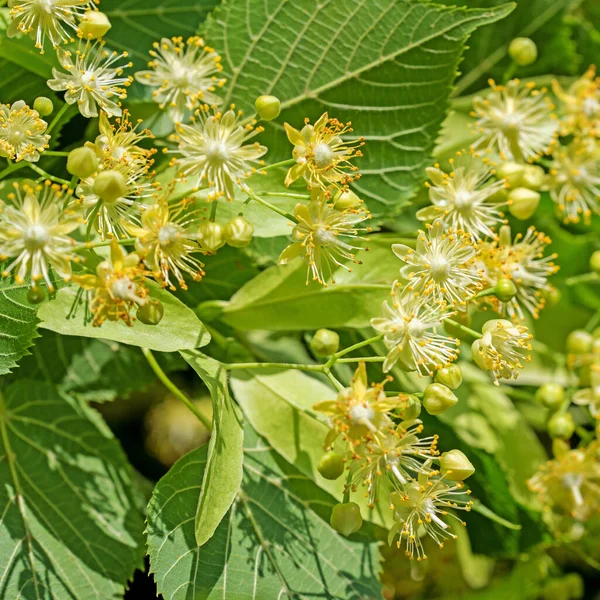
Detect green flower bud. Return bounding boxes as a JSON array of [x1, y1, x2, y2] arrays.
[[93, 170, 127, 203], [333, 189, 360, 210], [590, 250, 600, 275], [535, 383, 565, 410], [223, 216, 254, 248], [508, 37, 538, 66], [543, 286, 561, 306], [401, 395, 421, 420], [521, 164, 545, 190], [547, 412, 575, 439], [444, 310, 472, 340], [434, 364, 463, 390], [198, 221, 225, 253], [310, 329, 340, 356], [254, 95, 280, 121], [33, 96, 54, 117], [422, 383, 458, 415], [317, 452, 345, 480], [136, 299, 164, 326], [330, 502, 362, 536], [27, 286, 46, 304], [79, 10, 112, 39], [507, 187, 540, 220], [494, 278, 518, 302], [67, 146, 99, 179], [495, 161, 525, 188], [440, 449, 475, 481], [566, 329, 593, 354], [563, 573, 584, 599]]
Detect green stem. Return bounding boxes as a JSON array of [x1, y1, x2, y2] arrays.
[[73, 237, 136, 252], [260, 158, 295, 173], [142, 348, 213, 431], [224, 361, 323, 373], [327, 334, 384, 365], [502, 61, 518, 84], [46, 102, 70, 136], [444, 318, 482, 340], [325, 370, 345, 392], [565, 272, 599, 286], [209, 199, 218, 221], [28, 163, 70, 185], [475, 287, 497, 299], [0, 161, 28, 180], [342, 470, 352, 504], [585, 308, 600, 333], [43, 150, 69, 157], [85, 201, 103, 240], [246, 190, 297, 222], [336, 356, 385, 364], [257, 191, 310, 200]]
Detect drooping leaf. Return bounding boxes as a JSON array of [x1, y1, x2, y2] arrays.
[[147, 426, 382, 599], [180, 350, 244, 547], [38, 282, 210, 351], [0, 380, 145, 599], [203, 0, 514, 216]]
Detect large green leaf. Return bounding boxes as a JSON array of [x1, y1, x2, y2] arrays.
[[180, 351, 244, 547], [204, 0, 514, 216], [0, 380, 145, 599], [147, 427, 382, 600], [38, 282, 210, 351]]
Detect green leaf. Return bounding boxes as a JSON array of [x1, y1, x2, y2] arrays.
[[180, 351, 244, 547], [0, 380, 145, 598], [204, 0, 514, 216], [147, 426, 382, 599], [37, 281, 210, 351]]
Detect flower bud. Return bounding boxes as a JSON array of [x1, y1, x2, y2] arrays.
[[136, 299, 164, 325], [330, 502, 362, 536], [543, 286, 561, 306], [401, 395, 421, 420], [508, 37, 538, 66], [590, 250, 600, 275], [27, 286, 46, 304], [444, 310, 472, 340], [333, 189, 360, 210], [254, 95, 280, 121], [198, 221, 225, 253], [67, 146, 99, 179], [547, 412, 575, 439], [93, 169, 127, 203], [521, 165, 545, 190], [507, 187, 540, 220], [310, 329, 339, 356], [566, 329, 593, 354], [440, 449, 475, 481], [494, 278, 518, 302], [422, 383, 458, 415], [223, 216, 254, 248], [33, 96, 53, 116], [495, 161, 525, 188], [434, 364, 463, 390], [318, 452, 345, 480], [535, 383, 565, 411], [79, 10, 112, 39]]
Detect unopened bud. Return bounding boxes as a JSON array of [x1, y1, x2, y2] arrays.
[[508, 187, 540, 220], [330, 502, 362, 536], [422, 383, 458, 415], [590, 250, 600, 275], [67, 146, 99, 179], [401, 395, 421, 420], [434, 364, 463, 390], [33, 96, 53, 116], [566, 329, 593, 354], [254, 95, 280, 121], [79, 10, 112, 39], [93, 170, 127, 203], [440, 449, 475, 481], [535, 383, 565, 411], [543, 286, 561, 306], [310, 329, 339, 356], [27, 286, 46, 304], [318, 452, 345, 480], [521, 165, 545, 190], [198, 221, 225, 253], [223, 216, 254, 248], [333, 189, 360, 210], [136, 299, 164, 325], [494, 278, 518, 302], [548, 412, 575, 439], [508, 37, 538, 66], [496, 161, 525, 188]]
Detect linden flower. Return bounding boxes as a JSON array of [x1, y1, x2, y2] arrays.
[[417, 152, 506, 240], [123, 198, 205, 290], [73, 239, 149, 327], [528, 442, 600, 523], [172, 106, 267, 200], [479, 225, 558, 320], [471, 319, 532, 384], [393, 219, 482, 308], [552, 66, 600, 136], [284, 113, 364, 189], [471, 79, 558, 162], [388, 472, 473, 560], [370, 282, 459, 375], [47, 38, 133, 118], [0, 100, 50, 162], [0, 181, 79, 290], [135, 36, 226, 123], [8, 0, 94, 52], [544, 139, 600, 225]]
